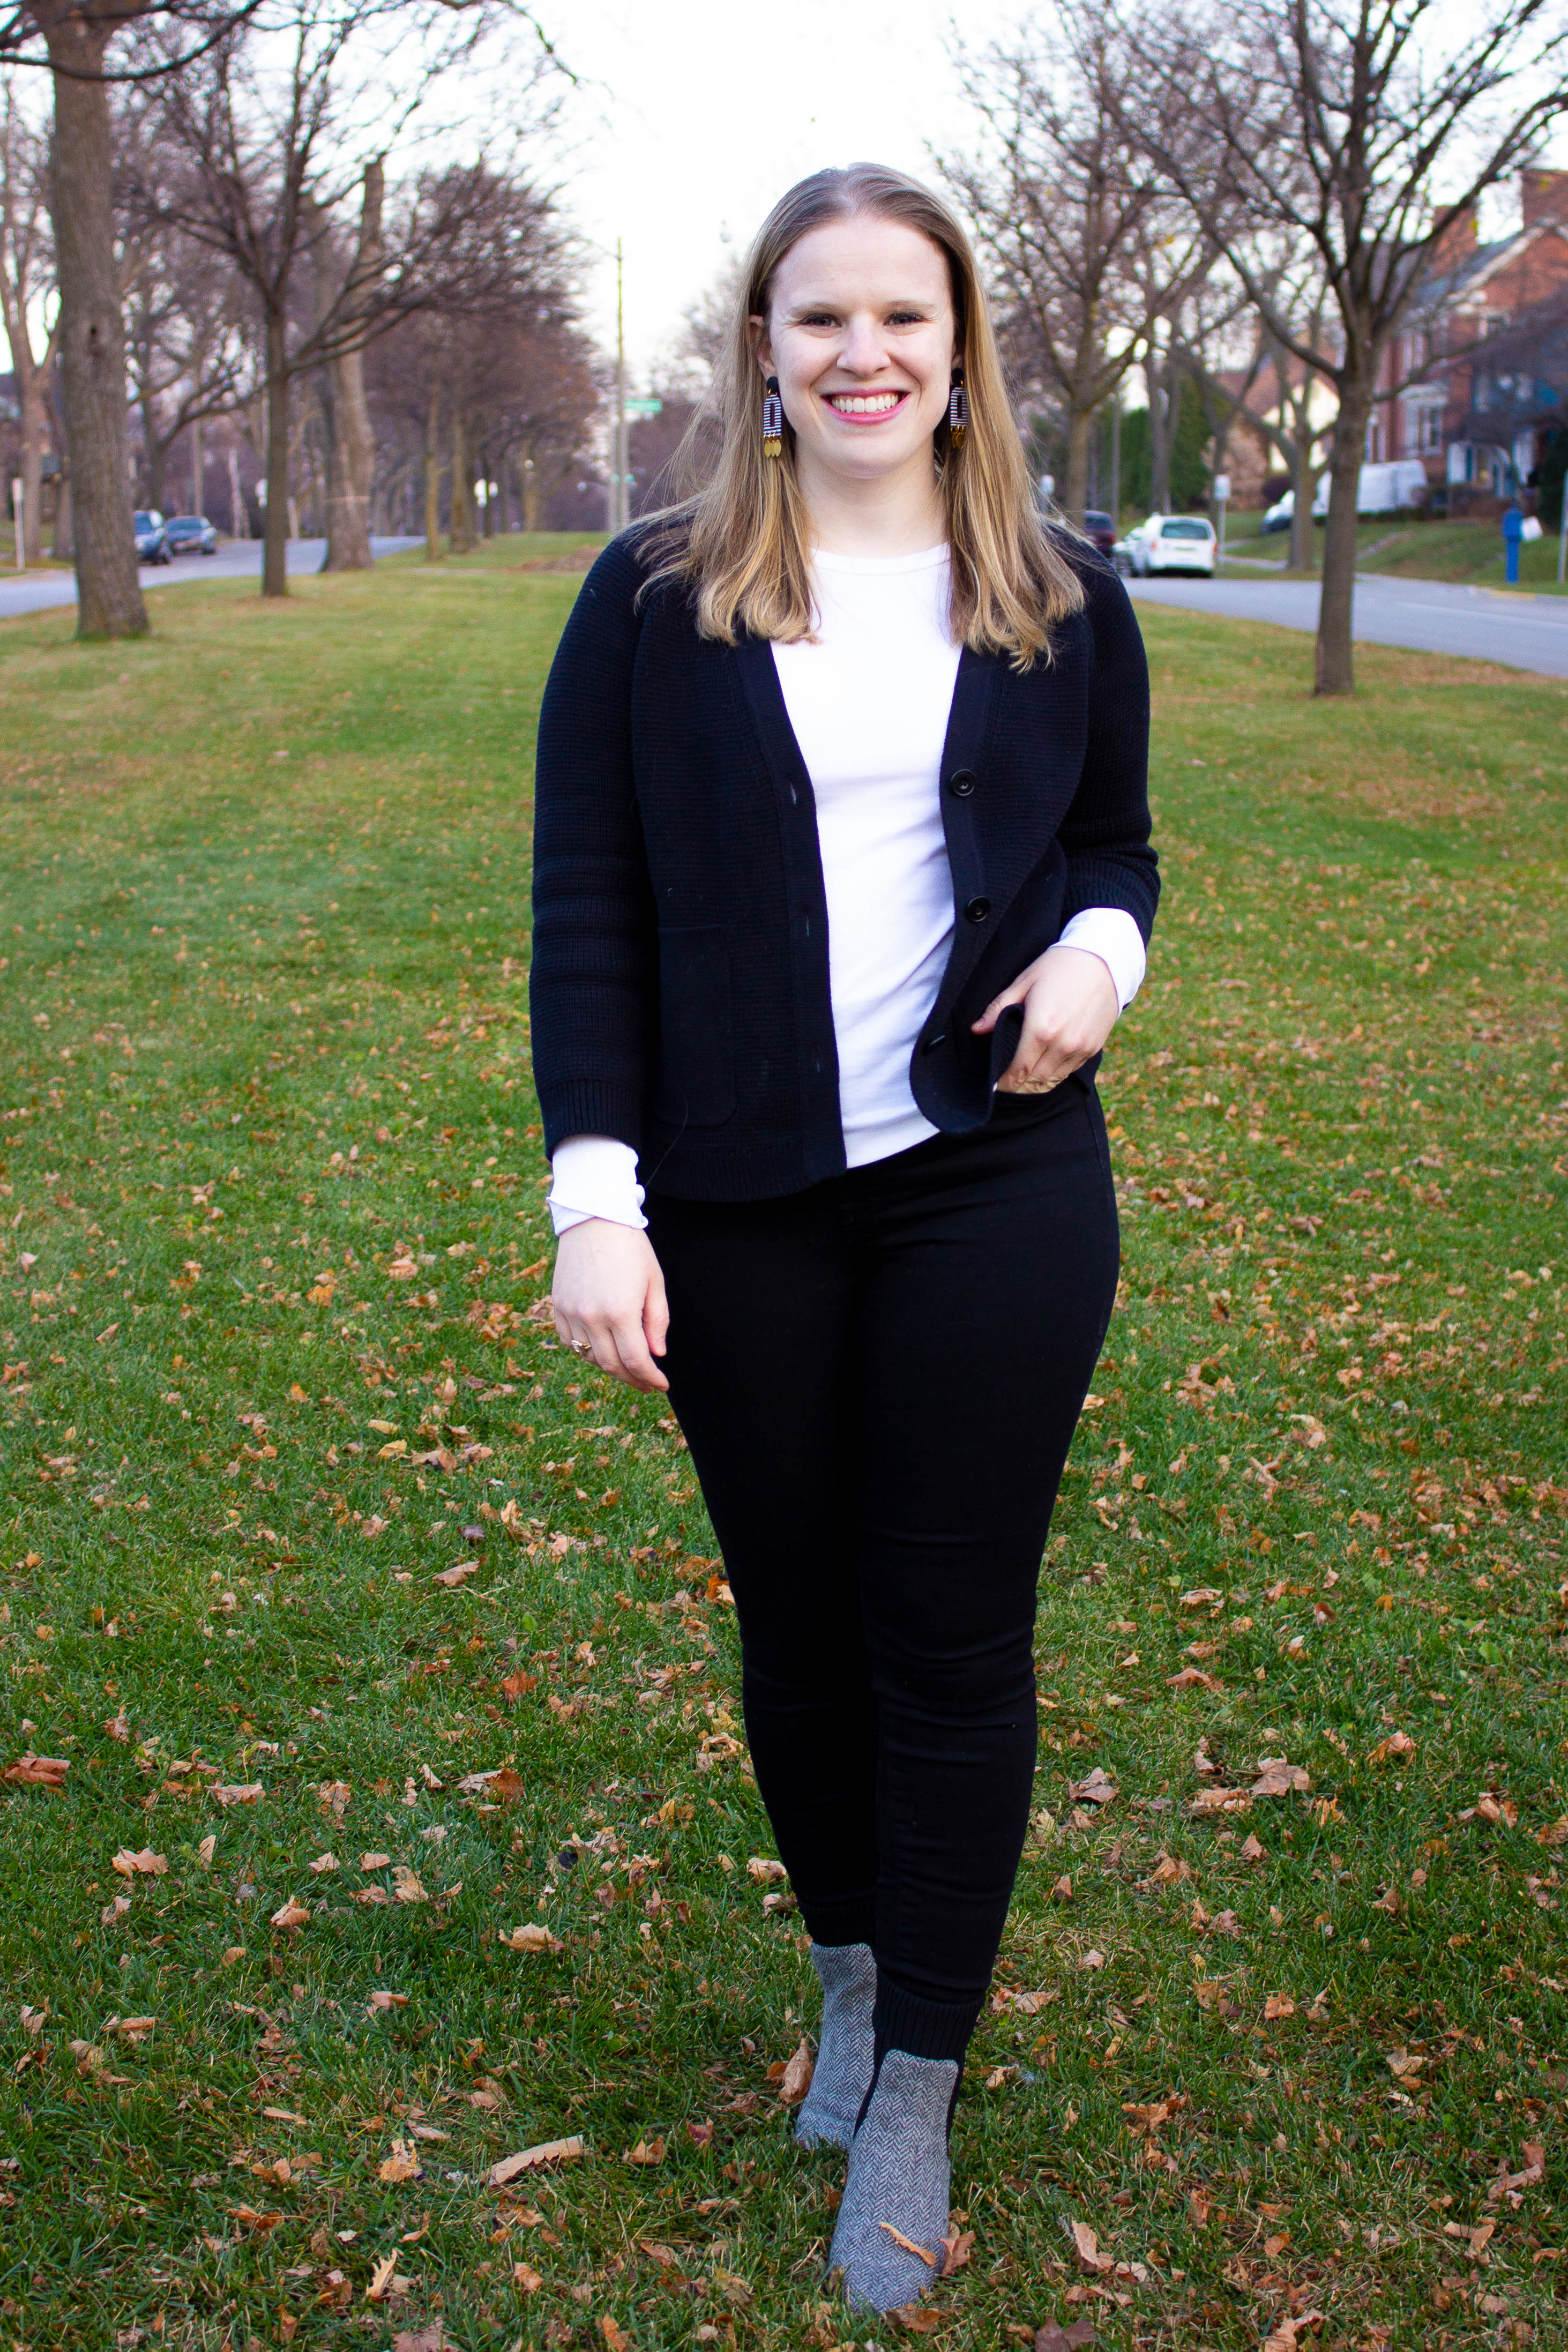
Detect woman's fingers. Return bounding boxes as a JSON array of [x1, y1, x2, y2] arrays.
[[550, 1222, 671, 1394]]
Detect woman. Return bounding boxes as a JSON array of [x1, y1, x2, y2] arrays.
[[531, 163, 1157, 2316]]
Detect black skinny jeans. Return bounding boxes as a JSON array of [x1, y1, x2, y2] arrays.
[[645, 1082, 1119, 2064]]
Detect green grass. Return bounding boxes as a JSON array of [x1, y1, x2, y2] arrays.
[[1218, 507, 1568, 595], [1, 546, 1565, 2351]]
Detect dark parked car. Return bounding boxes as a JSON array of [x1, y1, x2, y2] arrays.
[[164, 513, 218, 556], [1081, 509, 1117, 557], [133, 510, 170, 564]]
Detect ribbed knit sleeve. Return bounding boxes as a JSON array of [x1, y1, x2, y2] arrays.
[[529, 539, 659, 1158], [1056, 556, 1160, 940]]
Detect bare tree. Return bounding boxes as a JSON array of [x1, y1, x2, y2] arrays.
[[119, 129, 250, 512], [142, 0, 563, 595], [1138, 0, 1568, 695], [0, 80, 57, 561], [943, 8, 1216, 519]]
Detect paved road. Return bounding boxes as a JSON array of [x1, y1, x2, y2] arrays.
[[1127, 570, 1568, 678], [0, 535, 423, 623]]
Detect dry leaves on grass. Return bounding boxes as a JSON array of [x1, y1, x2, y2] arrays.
[[501, 1924, 563, 1953], [489, 2137, 584, 2185], [3, 1752, 69, 1788], [1487, 2142, 1545, 2205], [111, 1847, 167, 1878], [1068, 1767, 1118, 1806], [210, 1782, 265, 1807], [1261, 2316, 1326, 2352], [767, 2039, 813, 2104], [270, 1899, 310, 1931], [1033, 2326, 1099, 2352], [601, 2320, 630, 2352], [377, 2137, 422, 2184], [624, 2137, 666, 2165], [367, 1990, 408, 2014]]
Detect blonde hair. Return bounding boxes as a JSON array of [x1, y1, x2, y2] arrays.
[[640, 162, 1084, 666]]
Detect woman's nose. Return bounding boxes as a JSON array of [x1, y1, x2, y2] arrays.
[[837, 315, 890, 377]]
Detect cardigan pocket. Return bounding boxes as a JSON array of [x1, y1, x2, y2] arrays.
[[653, 925, 736, 1127]]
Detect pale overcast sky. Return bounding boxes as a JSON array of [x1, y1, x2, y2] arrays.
[[527, 0, 1029, 378]]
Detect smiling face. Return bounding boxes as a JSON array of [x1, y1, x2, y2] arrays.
[[751, 213, 958, 504]]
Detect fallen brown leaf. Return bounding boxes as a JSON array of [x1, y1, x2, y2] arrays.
[[1251, 1759, 1311, 1798], [501, 1924, 563, 1953], [111, 1847, 168, 1878], [489, 2137, 584, 2185], [877, 2221, 938, 2267], [3, 1752, 69, 1789], [271, 1898, 311, 1931], [778, 2037, 814, 2105], [377, 2138, 421, 2184], [624, 2137, 666, 2165], [940, 2227, 975, 2275], [1068, 1767, 1118, 1806], [601, 2321, 630, 2352], [1067, 2218, 1112, 2273]]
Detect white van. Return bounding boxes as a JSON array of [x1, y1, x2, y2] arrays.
[[1265, 461, 1428, 530]]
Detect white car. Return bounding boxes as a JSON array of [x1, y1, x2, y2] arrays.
[[1126, 515, 1217, 576]]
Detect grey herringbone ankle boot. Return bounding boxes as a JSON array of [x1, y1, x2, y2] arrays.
[[794, 1940, 876, 2151], [828, 2047, 957, 2312]]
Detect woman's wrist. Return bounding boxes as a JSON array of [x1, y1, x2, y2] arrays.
[[547, 1134, 646, 1234]]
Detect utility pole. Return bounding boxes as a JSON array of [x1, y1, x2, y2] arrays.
[[1110, 397, 1121, 528], [613, 237, 628, 535]]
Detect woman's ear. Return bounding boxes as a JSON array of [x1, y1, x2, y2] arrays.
[[747, 312, 774, 377]]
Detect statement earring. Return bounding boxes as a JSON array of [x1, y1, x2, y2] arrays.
[[947, 369, 968, 449], [762, 375, 783, 458]]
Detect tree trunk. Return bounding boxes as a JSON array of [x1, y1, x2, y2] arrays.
[[1062, 401, 1092, 522], [19, 375, 46, 564], [317, 164, 382, 573], [263, 312, 289, 597], [143, 406, 165, 514], [190, 417, 203, 516], [1148, 340, 1173, 514], [521, 452, 540, 532], [52, 465, 71, 557], [423, 378, 441, 559], [1288, 433, 1313, 572], [42, 13, 147, 638], [449, 409, 473, 553], [1315, 382, 1370, 697]]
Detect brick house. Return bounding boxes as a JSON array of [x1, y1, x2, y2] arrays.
[[1392, 168, 1568, 502]]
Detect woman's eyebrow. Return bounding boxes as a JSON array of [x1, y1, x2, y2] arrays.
[[782, 295, 938, 317]]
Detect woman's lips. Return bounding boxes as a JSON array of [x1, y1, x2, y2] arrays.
[[820, 389, 911, 422]]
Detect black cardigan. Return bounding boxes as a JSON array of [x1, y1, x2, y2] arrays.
[[529, 531, 1158, 1201]]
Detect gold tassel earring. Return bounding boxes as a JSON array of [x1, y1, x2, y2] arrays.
[[762, 375, 783, 458]]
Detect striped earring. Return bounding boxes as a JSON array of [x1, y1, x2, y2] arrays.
[[947, 369, 968, 449], [762, 375, 783, 458]]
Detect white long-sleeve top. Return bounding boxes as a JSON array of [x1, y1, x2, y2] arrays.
[[549, 544, 1145, 1233]]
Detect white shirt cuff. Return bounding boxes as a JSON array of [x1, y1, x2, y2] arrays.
[[1058, 907, 1147, 1011], [548, 1134, 647, 1235]]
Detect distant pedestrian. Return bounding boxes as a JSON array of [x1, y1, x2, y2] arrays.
[[531, 163, 1158, 2317]]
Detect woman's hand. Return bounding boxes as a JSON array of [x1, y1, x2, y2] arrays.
[[972, 944, 1119, 1094], [552, 1221, 670, 1393]]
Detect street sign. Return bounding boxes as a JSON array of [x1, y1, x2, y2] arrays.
[[1213, 473, 1231, 502], [624, 397, 663, 419]]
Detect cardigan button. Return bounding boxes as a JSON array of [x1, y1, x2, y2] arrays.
[[966, 896, 991, 923], [948, 767, 977, 797]]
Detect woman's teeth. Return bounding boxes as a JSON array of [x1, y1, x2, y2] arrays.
[[827, 392, 903, 414]]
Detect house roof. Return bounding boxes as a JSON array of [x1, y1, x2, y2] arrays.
[[1420, 217, 1568, 312]]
